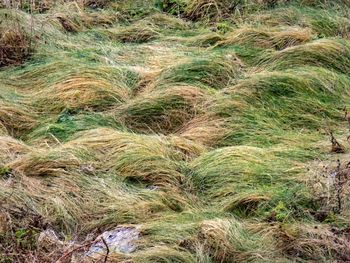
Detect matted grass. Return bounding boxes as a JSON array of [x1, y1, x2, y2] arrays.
[[1, 1, 350, 262]]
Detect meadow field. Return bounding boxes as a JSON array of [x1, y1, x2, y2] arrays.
[[1, 0, 350, 262]]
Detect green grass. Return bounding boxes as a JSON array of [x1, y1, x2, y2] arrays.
[[155, 54, 242, 89], [1, 1, 350, 262]]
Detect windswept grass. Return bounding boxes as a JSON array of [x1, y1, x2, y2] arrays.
[[117, 86, 206, 134], [26, 112, 122, 143], [155, 55, 242, 89], [62, 128, 188, 187], [0, 10, 34, 67], [104, 22, 160, 43], [33, 75, 129, 113], [247, 5, 350, 38], [1, 1, 350, 262], [0, 101, 37, 137], [260, 39, 350, 73], [218, 26, 313, 50], [189, 146, 303, 207]]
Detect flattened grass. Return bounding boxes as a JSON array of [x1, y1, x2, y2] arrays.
[[155, 55, 242, 89], [218, 26, 313, 50], [33, 75, 129, 113], [117, 86, 207, 134], [260, 39, 350, 73], [1, 1, 350, 262]]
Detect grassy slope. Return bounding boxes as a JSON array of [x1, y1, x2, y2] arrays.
[[1, 0, 350, 262]]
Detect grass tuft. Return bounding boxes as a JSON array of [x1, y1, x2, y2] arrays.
[[218, 26, 313, 50], [117, 86, 207, 134], [260, 39, 350, 73], [155, 55, 242, 89]]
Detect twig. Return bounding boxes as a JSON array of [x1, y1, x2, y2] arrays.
[[328, 130, 345, 153], [55, 240, 95, 263], [334, 159, 342, 213], [101, 237, 109, 263]]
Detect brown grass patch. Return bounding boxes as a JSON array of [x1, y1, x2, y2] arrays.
[[218, 27, 313, 50], [33, 76, 129, 113], [0, 25, 31, 67], [0, 102, 37, 137]]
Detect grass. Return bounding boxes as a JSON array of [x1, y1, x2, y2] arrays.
[[155, 54, 242, 89], [217, 26, 314, 50], [1, 0, 350, 262], [0, 10, 33, 67], [104, 22, 161, 43], [260, 39, 350, 73], [117, 86, 207, 134]]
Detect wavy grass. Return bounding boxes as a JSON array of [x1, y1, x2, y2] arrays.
[[33, 75, 129, 113], [260, 39, 350, 73], [117, 86, 206, 134], [1, 1, 350, 262], [155, 55, 242, 89], [104, 22, 160, 43], [218, 26, 313, 50]]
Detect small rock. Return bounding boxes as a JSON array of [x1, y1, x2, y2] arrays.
[[86, 226, 140, 258], [146, 185, 159, 191], [80, 164, 96, 175]]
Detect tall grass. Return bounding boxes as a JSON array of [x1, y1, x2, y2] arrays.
[[1, 0, 350, 262]]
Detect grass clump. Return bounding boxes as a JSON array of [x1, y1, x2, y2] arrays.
[[155, 55, 242, 89], [185, 0, 233, 21], [105, 22, 160, 43], [247, 6, 350, 38], [117, 86, 206, 134], [226, 67, 350, 129], [145, 13, 189, 30], [32, 75, 129, 113], [27, 112, 122, 143], [64, 128, 187, 187], [0, 136, 30, 164], [0, 11, 34, 67], [260, 39, 350, 74], [192, 219, 277, 262], [48, 2, 116, 33], [185, 32, 225, 47], [189, 146, 287, 197], [0, 101, 37, 137], [178, 114, 228, 147], [189, 146, 312, 218], [218, 26, 313, 50]]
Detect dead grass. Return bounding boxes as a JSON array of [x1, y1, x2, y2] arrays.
[[0, 102, 37, 137], [191, 219, 277, 262], [178, 114, 228, 147], [105, 23, 160, 43], [32, 75, 129, 113], [218, 26, 313, 50], [0, 135, 30, 164], [268, 223, 350, 261], [0, 24, 31, 67]]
